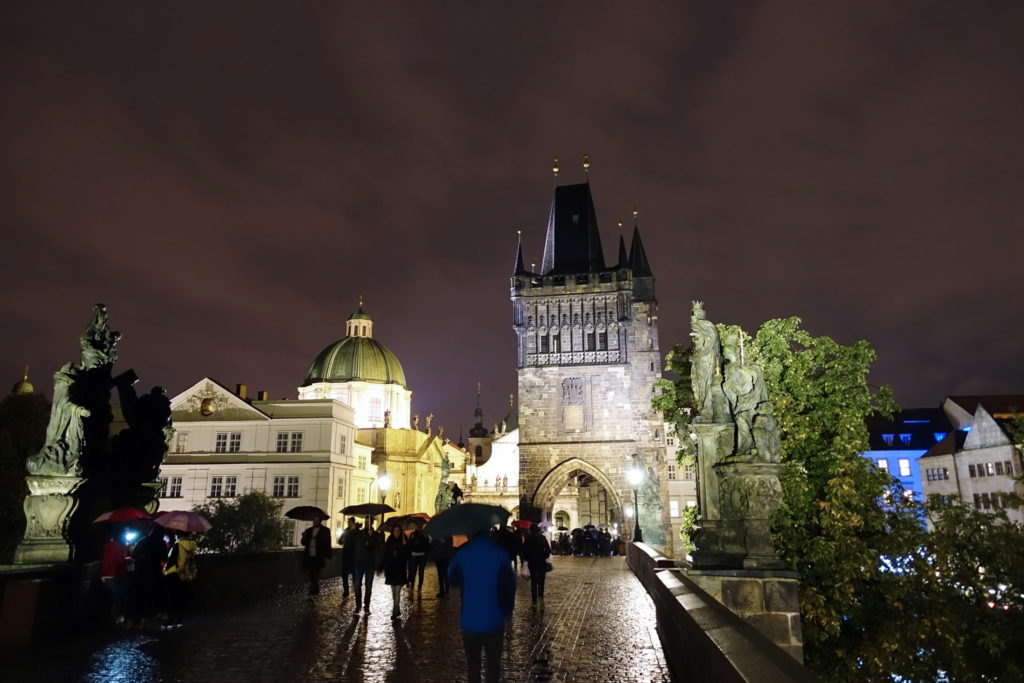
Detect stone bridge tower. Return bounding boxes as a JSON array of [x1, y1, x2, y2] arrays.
[[511, 170, 671, 550]]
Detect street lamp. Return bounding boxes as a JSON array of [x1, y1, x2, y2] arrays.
[[628, 465, 644, 543], [378, 473, 392, 528]]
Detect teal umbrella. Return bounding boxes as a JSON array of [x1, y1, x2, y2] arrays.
[[425, 503, 510, 539]]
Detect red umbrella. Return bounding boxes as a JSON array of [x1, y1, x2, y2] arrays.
[[153, 510, 212, 533], [94, 508, 151, 524], [512, 520, 533, 529]]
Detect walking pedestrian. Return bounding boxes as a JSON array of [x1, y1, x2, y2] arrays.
[[449, 531, 516, 683], [162, 531, 198, 629], [126, 525, 166, 629], [300, 513, 332, 596], [493, 525, 522, 570], [339, 516, 358, 598], [522, 525, 551, 606], [352, 520, 382, 614], [407, 529, 429, 591], [100, 532, 130, 626], [381, 524, 409, 620], [430, 534, 453, 597]]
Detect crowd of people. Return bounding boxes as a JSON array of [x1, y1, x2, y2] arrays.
[[99, 524, 198, 630], [551, 527, 620, 557]]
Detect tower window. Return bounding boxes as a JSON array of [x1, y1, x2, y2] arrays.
[[598, 332, 608, 350], [540, 336, 549, 353], [551, 333, 560, 353], [586, 332, 595, 351]]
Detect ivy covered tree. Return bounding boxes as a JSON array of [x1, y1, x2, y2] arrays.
[[193, 490, 292, 554], [656, 315, 1024, 680]]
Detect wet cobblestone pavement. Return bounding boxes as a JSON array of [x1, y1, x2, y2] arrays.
[[3, 556, 672, 682]]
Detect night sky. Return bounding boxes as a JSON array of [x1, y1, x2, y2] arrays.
[[3, 3, 1023, 434]]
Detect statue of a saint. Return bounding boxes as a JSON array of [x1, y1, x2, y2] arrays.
[[425, 413, 434, 434], [27, 305, 120, 477], [383, 409, 391, 428], [722, 332, 757, 457], [690, 302, 727, 423], [433, 454, 453, 513], [412, 414, 419, 431]]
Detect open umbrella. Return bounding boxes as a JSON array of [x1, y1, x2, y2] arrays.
[[93, 508, 150, 524], [556, 526, 569, 531], [537, 521, 554, 529], [512, 520, 532, 529], [153, 510, 212, 533], [340, 503, 395, 517], [285, 505, 330, 521], [384, 514, 430, 531], [425, 503, 510, 539], [583, 524, 597, 530]]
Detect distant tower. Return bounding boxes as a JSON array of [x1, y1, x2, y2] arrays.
[[467, 383, 491, 465], [511, 162, 668, 544]]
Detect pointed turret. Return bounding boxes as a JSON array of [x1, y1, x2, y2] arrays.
[[617, 222, 629, 268], [540, 183, 606, 275], [513, 230, 529, 275], [469, 383, 488, 437], [629, 226, 652, 277]]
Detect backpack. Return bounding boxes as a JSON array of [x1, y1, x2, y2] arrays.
[[179, 546, 198, 581]]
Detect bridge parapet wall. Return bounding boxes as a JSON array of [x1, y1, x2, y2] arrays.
[[626, 542, 818, 683]]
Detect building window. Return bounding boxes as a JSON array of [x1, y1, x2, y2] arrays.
[[339, 434, 347, 454], [369, 398, 383, 423], [995, 461, 1004, 476], [986, 462, 996, 476], [289, 432, 303, 452], [169, 476, 182, 498], [229, 433, 241, 452], [286, 476, 300, 498], [539, 335, 549, 353], [585, 332, 596, 351], [666, 435, 675, 447], [968, 464, 977, 478], [215, 433, 228, 453], [877, 459, 889, 472], [899, 434, 912, 445], [1005, 460, 1014, 475], [670, 499, 680, 517], [981, 492, 992, 510], [881, 434, 894, 446], [224, 476, 237, 497], [175, 432, 189, 453], [551, 333, 560, 353], [356, 486, 367, 503], [216, 432, 241, 453], [158, 477, 168, 496], [925, 467, 950, 482], [276, 432, 289, 453], [210, 476, 223, 498], [667, 464, 677, 481], [683, 463, 696, 480], [336, 474, 347, 499], [272, 475, 285, 497], [973, 493, 981, 508], [898, 459, 911, 477], [598, 332, 608, 350]]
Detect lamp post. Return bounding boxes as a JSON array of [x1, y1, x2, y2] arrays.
[[628, 465, 644, 543], [378, 473, 392, 529]]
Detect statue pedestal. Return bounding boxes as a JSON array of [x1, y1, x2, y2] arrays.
[[13, 476, 85, 564], [683, 565, 804, 662]]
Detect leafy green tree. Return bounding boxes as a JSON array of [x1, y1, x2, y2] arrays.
[[193, 490, 291, 554], [658, 315, 1024, 680], [0, 392, 50, 562]]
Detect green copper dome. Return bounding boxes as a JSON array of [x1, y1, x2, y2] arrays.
[[303, 336, 406, 387]]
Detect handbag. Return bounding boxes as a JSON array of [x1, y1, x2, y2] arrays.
[[518, 562, 530, 579]]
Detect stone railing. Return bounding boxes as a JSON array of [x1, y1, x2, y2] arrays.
[[626, 543, 819, 683]]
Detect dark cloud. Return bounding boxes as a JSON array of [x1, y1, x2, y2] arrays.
[[2, 1, 1022, 429]]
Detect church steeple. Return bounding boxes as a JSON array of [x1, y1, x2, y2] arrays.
[[617, 222, 629, 268], [469, 382, 488, 437]]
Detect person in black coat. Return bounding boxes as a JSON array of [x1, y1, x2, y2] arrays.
[[301, 514, 333, 596], [430, 535, 454, 597], [522, 525, 551, 606], [380, 524, 409, 619], [407, 529, 430, 591]]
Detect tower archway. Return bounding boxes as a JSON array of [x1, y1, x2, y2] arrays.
[[532, 457, 625, 526]]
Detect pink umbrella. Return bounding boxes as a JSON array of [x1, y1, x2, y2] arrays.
[[153, 510, 212, 533], [93, 508, 151, 523]]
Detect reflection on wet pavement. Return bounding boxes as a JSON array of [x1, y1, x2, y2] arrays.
[[3, 556, 672, 682]]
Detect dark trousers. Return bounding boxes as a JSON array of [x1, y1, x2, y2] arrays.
[[462, 625, 504, 683], [408, 556, 427, 588], [165, 574, 188, 625], [341, 555, 354, 593], [435, 558, 450, 595], [308, 564, 323, 595], [353, 563, 375, 608], [528, 562, 547, 602]]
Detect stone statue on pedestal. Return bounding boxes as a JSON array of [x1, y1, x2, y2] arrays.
[[433, 454, 453, 513]]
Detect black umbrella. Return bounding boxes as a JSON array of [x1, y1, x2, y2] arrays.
[[384, 514, 430, 532], [285, 506, 330, 521], [340, 503, 395, 516], [424, 503, 510, 539], [583, 524, 596, 529], [556, 526, 569, 531]]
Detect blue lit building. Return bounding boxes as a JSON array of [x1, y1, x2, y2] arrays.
[[863, 407, 951, 503]]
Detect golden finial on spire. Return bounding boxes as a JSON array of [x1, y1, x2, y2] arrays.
[[632, 203, 639, 220], [617, 220, 623, 232], [358, 294, 364, 308], [552, 157, 559, 177], [23, 365, 29, 381], [517, 228, 522, 237], [477, 381, 481, 394], [582, 153, 590, 178], [531, 261, 536, 271]]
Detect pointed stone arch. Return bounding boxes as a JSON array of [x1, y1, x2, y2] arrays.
[[531, 457, 625, 519]]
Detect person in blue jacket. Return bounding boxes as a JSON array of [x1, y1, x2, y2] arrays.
[[448, 530, 516, 683]]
